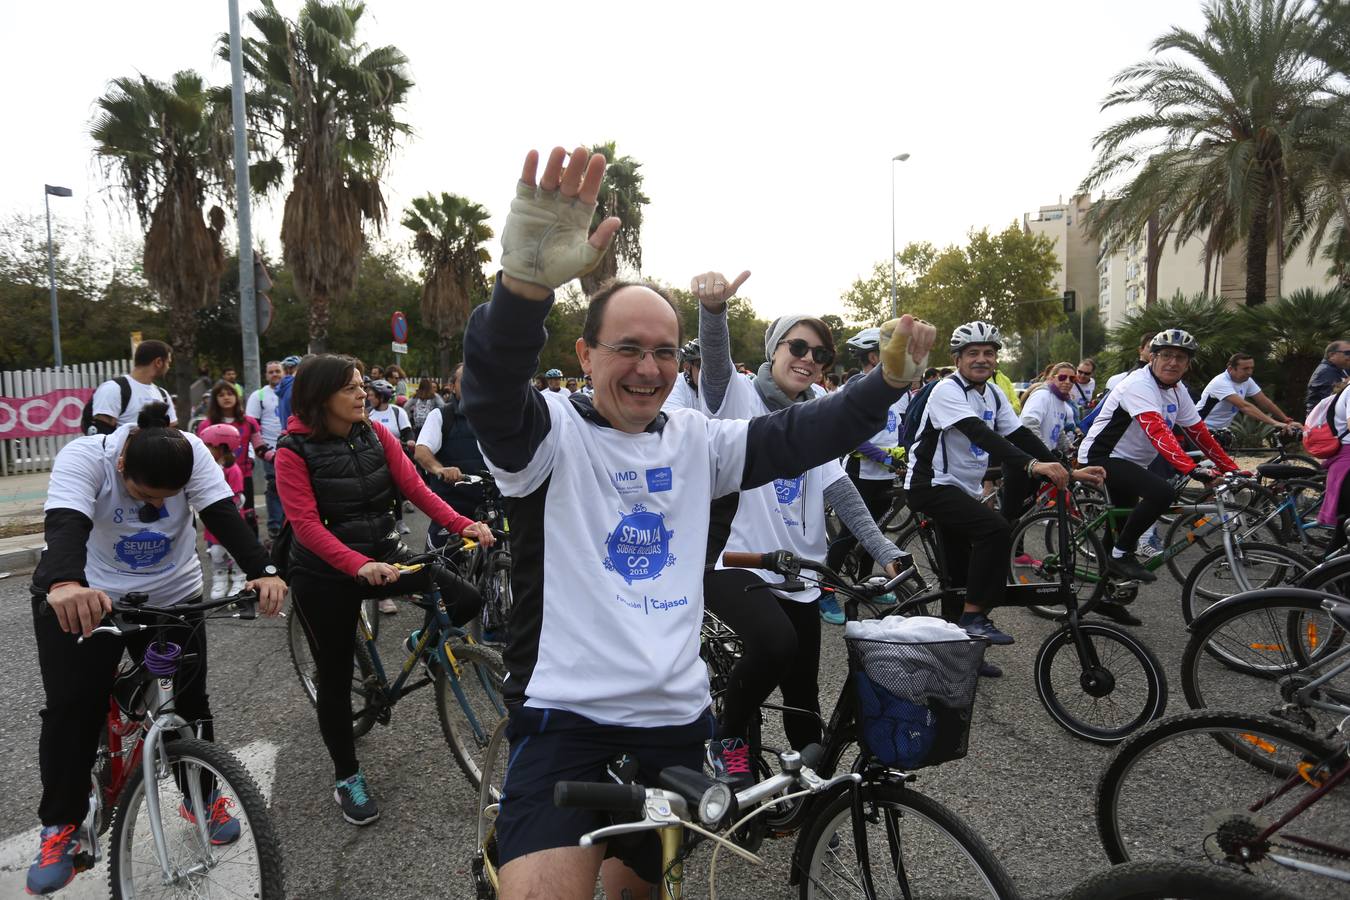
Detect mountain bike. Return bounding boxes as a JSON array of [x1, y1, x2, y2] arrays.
[[287, 542, 507, 789], [1096, 710, 1350, 898], [443, 472, 512, 643], [72, 589, 284, 899]]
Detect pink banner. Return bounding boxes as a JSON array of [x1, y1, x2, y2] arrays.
[[0, 388, 93, 439]]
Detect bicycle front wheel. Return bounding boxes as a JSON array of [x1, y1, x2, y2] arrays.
[[1096, 710, 1350, 898], [1163, 484, 1284, 587], [1034, 623, 1168, 744], [435, 642, 509, 792], [108, 737, 285, 899], [288, 606, 379, 738], [795, 781, 1018, 899], [1179, 542, 1314, 623]]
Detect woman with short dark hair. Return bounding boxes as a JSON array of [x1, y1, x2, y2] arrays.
[[274, 354, 493, 826]]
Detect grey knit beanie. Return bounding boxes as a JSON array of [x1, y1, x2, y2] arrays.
[[763, 314, 811, 362]]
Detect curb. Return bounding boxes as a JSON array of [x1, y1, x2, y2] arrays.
[[0, 544, 42, 575]]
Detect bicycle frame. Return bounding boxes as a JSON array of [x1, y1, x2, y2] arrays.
[[1247, 746, 1350, 883]]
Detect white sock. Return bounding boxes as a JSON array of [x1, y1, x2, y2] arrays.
[[1111, 546, 1127, 559]]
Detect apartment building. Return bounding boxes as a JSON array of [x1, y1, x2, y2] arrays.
[[1022, 194, 1100, 313]]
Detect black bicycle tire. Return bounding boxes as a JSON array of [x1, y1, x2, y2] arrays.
[[1008, 508, 1109, 620], [108, 737, 285, 899], [893, 519, 944, 595], [1163, 483, 1285, 587], [1062, 859, 1305, 900], [1095, 710, 1339, 865], [1179, 541, 1315, 625], [287, 607, 379, 738], [794, 781, 1019, 899], [435, 642, 509, 791], [1181, 590, 1335, 696], [1283, 478, 1332, 554], [1033, 622, 1168, 744]]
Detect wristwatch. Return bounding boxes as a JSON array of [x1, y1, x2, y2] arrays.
[[260, 564, 279, 577]]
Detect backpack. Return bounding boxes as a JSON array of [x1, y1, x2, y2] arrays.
[[79, 376, 132, 436], [898, 374, 1005, 452], [1303, 392, 1346, 459]]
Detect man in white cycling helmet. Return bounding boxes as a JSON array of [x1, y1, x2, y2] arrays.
[[1079, 329, 1240, 586], [543, 368, 570, 396], [906, 321, 1097, 676]]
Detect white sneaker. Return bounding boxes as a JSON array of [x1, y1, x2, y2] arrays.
[[228, 568, 248, 596], [210, 575, 228, 601]]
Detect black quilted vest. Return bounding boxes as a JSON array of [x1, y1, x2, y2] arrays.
[[279, 422, 400, 579]]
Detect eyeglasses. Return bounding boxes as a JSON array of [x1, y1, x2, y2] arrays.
[[595, 340, 680, 364], [1155, 350, 1190, 363], [777, 339, 836, 367], [1054, 374, 1074, 382]]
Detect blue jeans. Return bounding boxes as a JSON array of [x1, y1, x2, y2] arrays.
[[262, 457, 283, 535]]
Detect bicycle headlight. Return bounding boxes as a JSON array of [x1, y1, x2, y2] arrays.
[[698, 781, 734, 827]]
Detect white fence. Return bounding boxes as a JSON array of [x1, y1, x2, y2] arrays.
[[1, 360, 131, 476]]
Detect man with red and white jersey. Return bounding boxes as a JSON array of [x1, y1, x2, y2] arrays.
[[1078, 329, 1239, 584]]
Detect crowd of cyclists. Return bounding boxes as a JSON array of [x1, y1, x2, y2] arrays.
[[23, 142, 1350, 899]]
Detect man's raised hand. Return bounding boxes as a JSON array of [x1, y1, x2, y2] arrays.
[[690, 270, 751, 312], [500, 146, 622, 299], [878, 315, 937, 388]]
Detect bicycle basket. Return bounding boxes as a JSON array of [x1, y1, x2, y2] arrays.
[[845, 636, 986, 770]]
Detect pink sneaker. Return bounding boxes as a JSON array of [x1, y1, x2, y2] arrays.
[[1013, 553, 1041, 567]]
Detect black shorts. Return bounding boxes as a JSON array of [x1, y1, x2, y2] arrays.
[[495, 704, 715, 882]]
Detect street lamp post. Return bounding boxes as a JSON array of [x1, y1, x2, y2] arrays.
[[890, 153, 910, 319], [44, 184, 73, 368]]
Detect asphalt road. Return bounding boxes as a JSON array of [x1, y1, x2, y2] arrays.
[[0, 509, 1329, 899]]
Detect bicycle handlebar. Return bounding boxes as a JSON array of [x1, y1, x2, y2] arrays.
[[553, 781, 646, 815], [78, 589, 260, 643]]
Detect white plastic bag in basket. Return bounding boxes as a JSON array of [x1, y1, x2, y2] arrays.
[[844, 615, 968, 642]]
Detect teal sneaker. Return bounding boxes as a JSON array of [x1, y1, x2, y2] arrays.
[[871, 592, 898, 608], [819, 593, 845, 625], [334, 770, 379, 825], [25, 824, 80, 895]]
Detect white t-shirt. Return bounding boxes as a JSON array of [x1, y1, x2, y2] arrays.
[[1078, 367, 1200, 466], [1331, 385, 1350, 444], [1070, 377, 1096, 414], [90, 377, 177, 428], [703, 374, 847, 602], [1020, 387, 1076, 452], [415, 406, 445, 453], [661, 375, 699, 414], [44, 426, 233, 606], [1199, 371, 1261, 430], [1104, 368, 1139, 392], [544, 386, 571, 398], [905, 375, 1020, 498], [368, 404, 411, 437], [488, 391, 749, 727], [245, 385, 281, 445], [858, 393, 910, 481]]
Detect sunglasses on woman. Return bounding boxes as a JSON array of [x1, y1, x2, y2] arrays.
[[1054, 374, 1075, 382], [777, 338, 835, 367]]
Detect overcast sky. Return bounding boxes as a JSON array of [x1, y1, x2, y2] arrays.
[[1, 0, 1210, 325]]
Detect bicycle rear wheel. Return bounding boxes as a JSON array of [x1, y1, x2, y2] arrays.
[[1008, 509, 1109, 620], [1034, 623, 1167, 743], [1063, 860, 1305, 900], [287, 606, 379, 738], [108, 737, 285, 899], [794, 781, 1018, 899], [1096, 710, 1350, 898], [893, 520, 943, 595], [1180, 542, 1314, 624], [435, 642, 508, 792]]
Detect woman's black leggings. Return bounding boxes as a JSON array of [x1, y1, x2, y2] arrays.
[[1098, 457, 1176, 552], [290, 565, 482, 781], [703, 568, 823, 750]]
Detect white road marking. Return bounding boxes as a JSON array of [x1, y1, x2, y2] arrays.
[[0, 739, 278, 897]]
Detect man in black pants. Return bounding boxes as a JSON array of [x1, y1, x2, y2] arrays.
[[905, 321, 1103, 677]]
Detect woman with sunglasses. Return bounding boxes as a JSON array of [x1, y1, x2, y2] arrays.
[[24, 402, 286, 894], [1003, 362, 1079, 521], [692, 271, 907, 788]]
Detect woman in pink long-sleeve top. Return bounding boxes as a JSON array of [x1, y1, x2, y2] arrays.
[[275, 354, 495, 827]]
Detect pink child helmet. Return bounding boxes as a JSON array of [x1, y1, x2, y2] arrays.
[[199, 423, 240, 447]]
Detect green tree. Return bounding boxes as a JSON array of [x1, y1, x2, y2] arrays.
[[231, 0, 413, 352], [1081, 0, 1333, 306], [91, 70, 232, 422], [1105, 293, 1245, 389], [402, 193, 493, 378], [579, 141, 650, 297], [1241, 287, 1350, 406], [840, 242, 935, 325]]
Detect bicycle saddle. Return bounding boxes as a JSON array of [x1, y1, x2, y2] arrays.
[[1257, 463, 1319, 481]]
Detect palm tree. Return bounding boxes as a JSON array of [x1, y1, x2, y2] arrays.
[[1241, 286, 1350, 402], [402, 193, 493, 377], [1081, 0, 1332, 306], [579, 141, 650, 297], [229, 0, 412, 352], [91, 70, 231, 424]]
